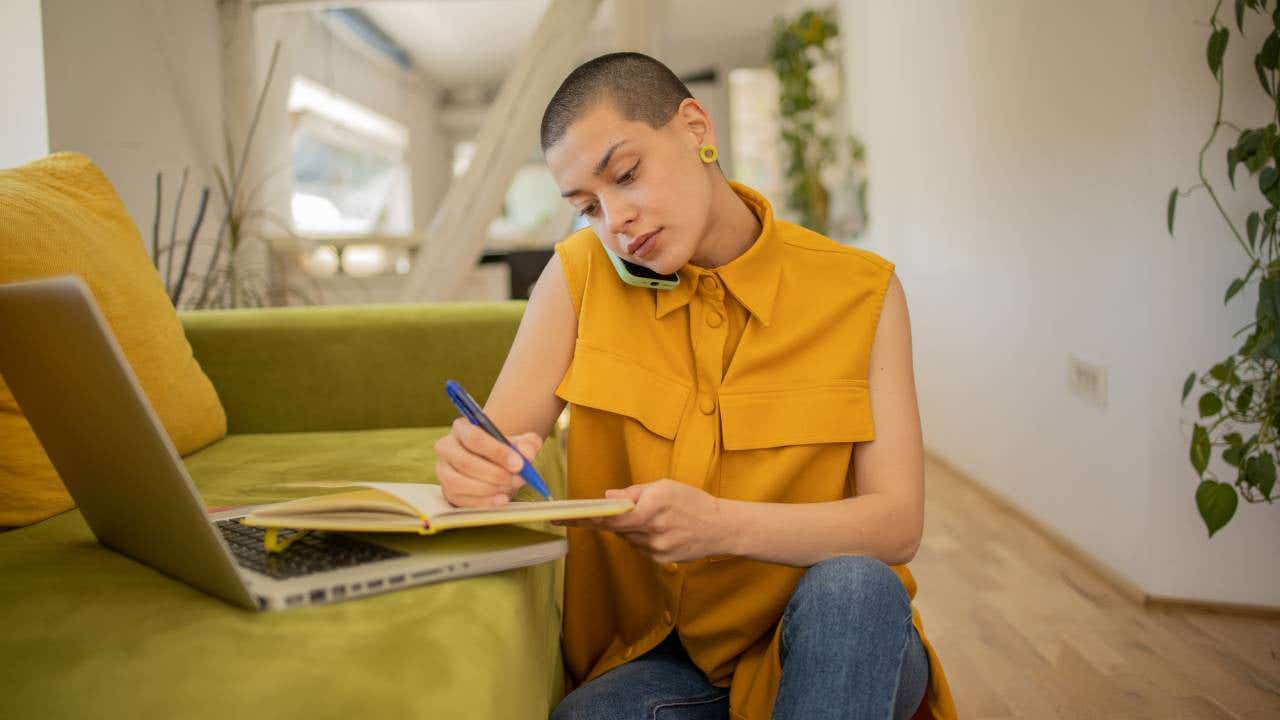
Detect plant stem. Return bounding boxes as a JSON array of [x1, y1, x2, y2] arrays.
[[152, 172, 162, 268], [1198, 10, 1255, 260], [165, 166, 189, 294], [171, 187, 210, 307]]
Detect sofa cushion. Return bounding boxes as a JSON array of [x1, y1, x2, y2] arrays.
[[0, 152, 227, 526]]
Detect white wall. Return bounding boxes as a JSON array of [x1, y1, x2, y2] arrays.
[[41, 0, 227, 296], [1, 0, 49, 169], [41, 0, 225, 239], [841, 0, 1280, 606]]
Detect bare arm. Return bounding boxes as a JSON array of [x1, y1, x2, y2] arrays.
[[433, 255, 577, 507], [718, 272, 926, 566], [483, 256, 577, 438]]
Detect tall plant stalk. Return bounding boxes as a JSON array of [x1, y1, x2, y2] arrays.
[[195, 39, 283, 309]]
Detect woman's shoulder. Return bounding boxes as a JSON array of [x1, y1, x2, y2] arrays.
[[553, 227, 612, 316], [554, 226, 604, 261], [772, 219, 895, 278]]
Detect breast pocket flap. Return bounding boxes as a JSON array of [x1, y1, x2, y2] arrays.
[[555, 342, 690, 440], [719, 381, 875, 450]]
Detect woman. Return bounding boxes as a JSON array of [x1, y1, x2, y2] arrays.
[[433, 52, 957, 720]]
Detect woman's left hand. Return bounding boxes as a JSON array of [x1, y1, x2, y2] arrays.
[[552, 479, 732, 564]]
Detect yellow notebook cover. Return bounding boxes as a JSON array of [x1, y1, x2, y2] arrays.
[[241, 482, 633, 535]]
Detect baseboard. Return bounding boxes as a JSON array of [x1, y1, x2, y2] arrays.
[[923, 450, 1280, 619], [1142, 594, 1280, 619]]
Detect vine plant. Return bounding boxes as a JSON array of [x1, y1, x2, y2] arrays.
[[1169, 0, 1279, 537], [771, 8, 841, 235]]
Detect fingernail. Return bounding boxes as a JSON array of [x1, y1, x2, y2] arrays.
[[493, 494, 509, 505], [508, 453, 523, 471]]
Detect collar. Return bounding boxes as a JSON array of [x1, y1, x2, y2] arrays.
[[654, 180, 782, 327]]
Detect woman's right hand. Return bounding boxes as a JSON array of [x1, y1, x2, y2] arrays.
[[433, 417, 545, 508]]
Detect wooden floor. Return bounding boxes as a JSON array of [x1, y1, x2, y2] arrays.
[[912, 455, 1280, 720]]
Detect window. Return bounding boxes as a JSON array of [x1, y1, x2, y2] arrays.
[[287, 76, 412, 236]]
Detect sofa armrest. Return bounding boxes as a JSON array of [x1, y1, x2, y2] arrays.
[[181, 302, 528, 435]]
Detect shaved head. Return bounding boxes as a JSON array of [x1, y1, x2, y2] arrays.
[[541, 52, 694, 152]]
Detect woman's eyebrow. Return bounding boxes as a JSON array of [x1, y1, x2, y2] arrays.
[[560, 140, 629, 198]]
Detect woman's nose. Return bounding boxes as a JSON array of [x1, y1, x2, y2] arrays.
[[602, 199, 636, 240]]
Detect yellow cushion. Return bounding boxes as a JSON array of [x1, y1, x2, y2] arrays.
[[0, 152, 227, 526]]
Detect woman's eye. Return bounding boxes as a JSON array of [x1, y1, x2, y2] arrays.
[[618, 164, 639, 184], [581, 203, 598, 216]]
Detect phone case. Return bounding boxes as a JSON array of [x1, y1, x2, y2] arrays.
[[603, 245, 680, 290]]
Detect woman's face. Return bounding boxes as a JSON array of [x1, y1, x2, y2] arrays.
[[544, 98, 717, 276]]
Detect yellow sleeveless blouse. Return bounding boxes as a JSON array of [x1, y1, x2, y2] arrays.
[[553, 181, 958, 720]]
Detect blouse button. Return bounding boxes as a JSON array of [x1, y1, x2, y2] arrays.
[[700, 276, 719, 293], [663, 561, 680, 574], [706, 311, 723, 328], [698, 396, 716, 415]]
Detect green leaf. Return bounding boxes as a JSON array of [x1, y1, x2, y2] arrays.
[[1224, 445, 1246, 467], [1256, 55, 1274, 95], [1248, 452, 1276, 498], [1167, 188, 1178, 235], [1191, 424, 1211, 476], [1260, 166, 1278, 192], [1196, 481, 1238, 537], [1236, 383, 1255, 412], [1237, 0, 1248, 31], [1259, 275, 1280, 331], [1209, 27, 1230, 75], [1247, 211, 1260, 246], [1209, 361, 1232, 382], [1244, 127, 1264, 152], [1244, 259, 1261, 283], [1226, 277, 1247, 303], [1241, 329, 1262, 356], [1181, 371, 1197, 403], [1199, 392, 1224, 417], [1260, 275, 1280, 317], [1263, 32, 1280, 68], [1228, 147, 1241, 188]]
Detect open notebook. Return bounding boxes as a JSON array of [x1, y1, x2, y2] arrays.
[[241, 482, 633, 535]]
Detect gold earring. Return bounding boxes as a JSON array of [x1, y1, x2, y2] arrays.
[[699, 144, 718, 164]]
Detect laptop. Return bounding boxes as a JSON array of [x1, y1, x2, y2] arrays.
[[0, 274, 566, 611]]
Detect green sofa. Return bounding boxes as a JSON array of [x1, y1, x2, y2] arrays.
[[0, 301, 569, 719]]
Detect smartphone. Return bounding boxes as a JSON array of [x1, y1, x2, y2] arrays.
[[602, 245, 680, 290]]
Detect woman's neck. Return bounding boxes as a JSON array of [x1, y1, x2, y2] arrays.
[[688, 179, 763, 270]]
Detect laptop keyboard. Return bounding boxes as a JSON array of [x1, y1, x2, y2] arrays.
[[215, 518, 408, 580]]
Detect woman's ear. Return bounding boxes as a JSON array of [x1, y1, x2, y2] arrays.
[[674, 97, 716, 149]]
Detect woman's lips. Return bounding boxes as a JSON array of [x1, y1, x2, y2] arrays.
[[629, 228, 661, 258]]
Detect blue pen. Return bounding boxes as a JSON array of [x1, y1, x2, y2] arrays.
[[444, 379, 553, 500]]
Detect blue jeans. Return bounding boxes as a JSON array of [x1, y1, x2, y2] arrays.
[[550, 555, 930, 720]]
